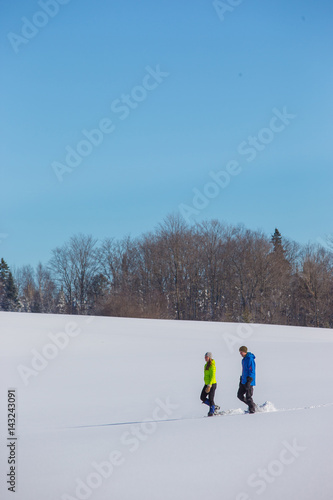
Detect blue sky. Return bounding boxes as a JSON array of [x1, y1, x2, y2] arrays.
[[1, 0, 332, 268]]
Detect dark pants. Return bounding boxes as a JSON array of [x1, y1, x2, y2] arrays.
[[200, 384, 217, 407], [237, 382, 256, 413]]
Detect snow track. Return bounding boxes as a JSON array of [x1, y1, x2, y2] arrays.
[[68, 401, 333, 429]]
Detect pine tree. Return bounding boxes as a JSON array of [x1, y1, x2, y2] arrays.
[[271, 228, 284, 254], [0, 258, 10, 310], [0, 258, 10, 281], [0, 258, 20, 311], [56, 288, 67, 314], [6, 272, 19, 310]]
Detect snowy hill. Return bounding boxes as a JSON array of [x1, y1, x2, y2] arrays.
[[1, 312, 333, 500]]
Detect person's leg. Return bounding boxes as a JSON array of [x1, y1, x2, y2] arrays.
[[208, 384, 217, 415], [245, 385, 256, 413], [209, 383, 216, 406], [237, 382, 246, 403], [200, 386, 209, 405]]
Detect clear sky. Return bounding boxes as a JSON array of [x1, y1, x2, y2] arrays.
[[1, 0, 332, 268]]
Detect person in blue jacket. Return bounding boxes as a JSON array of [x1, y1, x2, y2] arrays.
[[237, 346, 256, 414]]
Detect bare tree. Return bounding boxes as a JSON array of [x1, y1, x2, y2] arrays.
[[68, 234, 100, 314], [49, 244, 75, 313], [35, 262, 57, 313], [195, 220, 230, 320], [49, 234, 99, 314], [298, 245, 333, 327], [156, 214, 195, 319]]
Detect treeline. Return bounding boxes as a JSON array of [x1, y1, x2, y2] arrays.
[[1, 215, 333, 328]]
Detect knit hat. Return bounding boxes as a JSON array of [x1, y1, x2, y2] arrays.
[[205, 352, 212, 358], [239, 346, 248, 353]]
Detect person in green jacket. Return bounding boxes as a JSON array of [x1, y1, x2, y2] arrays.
[[200, 352, 218, 416]]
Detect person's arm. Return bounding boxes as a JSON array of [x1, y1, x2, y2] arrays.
[[241, 357, 250, 384], [245, 358, 254, 386], [209, 362, 216, 385], [248, 358, 254, 379], [206, 362, 216, 391]]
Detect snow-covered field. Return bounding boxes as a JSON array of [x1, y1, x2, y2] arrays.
[[1, 312, 333, 500]]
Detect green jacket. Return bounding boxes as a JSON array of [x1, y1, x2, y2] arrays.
[[204, 359, 216, 385]]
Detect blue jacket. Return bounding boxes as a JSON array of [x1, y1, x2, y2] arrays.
[[241, 353, 256, 386]]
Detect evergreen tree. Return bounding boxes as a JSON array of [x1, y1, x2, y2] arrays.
[[0, 258, 10, 310], [0, 258, 20, 311], [0, 258, 10, 281], [56, 288, 67, 314], [271, 228, 284, 254]]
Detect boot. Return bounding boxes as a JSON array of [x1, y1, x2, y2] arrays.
[[248, 404, 256, 414], [208, 405, 215, 416]]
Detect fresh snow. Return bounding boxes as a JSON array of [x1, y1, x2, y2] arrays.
[[1, 312, 333, 500]]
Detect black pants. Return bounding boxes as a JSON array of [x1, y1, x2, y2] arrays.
[[237, 382, 256, 413], [200, 384, 217, 407]]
